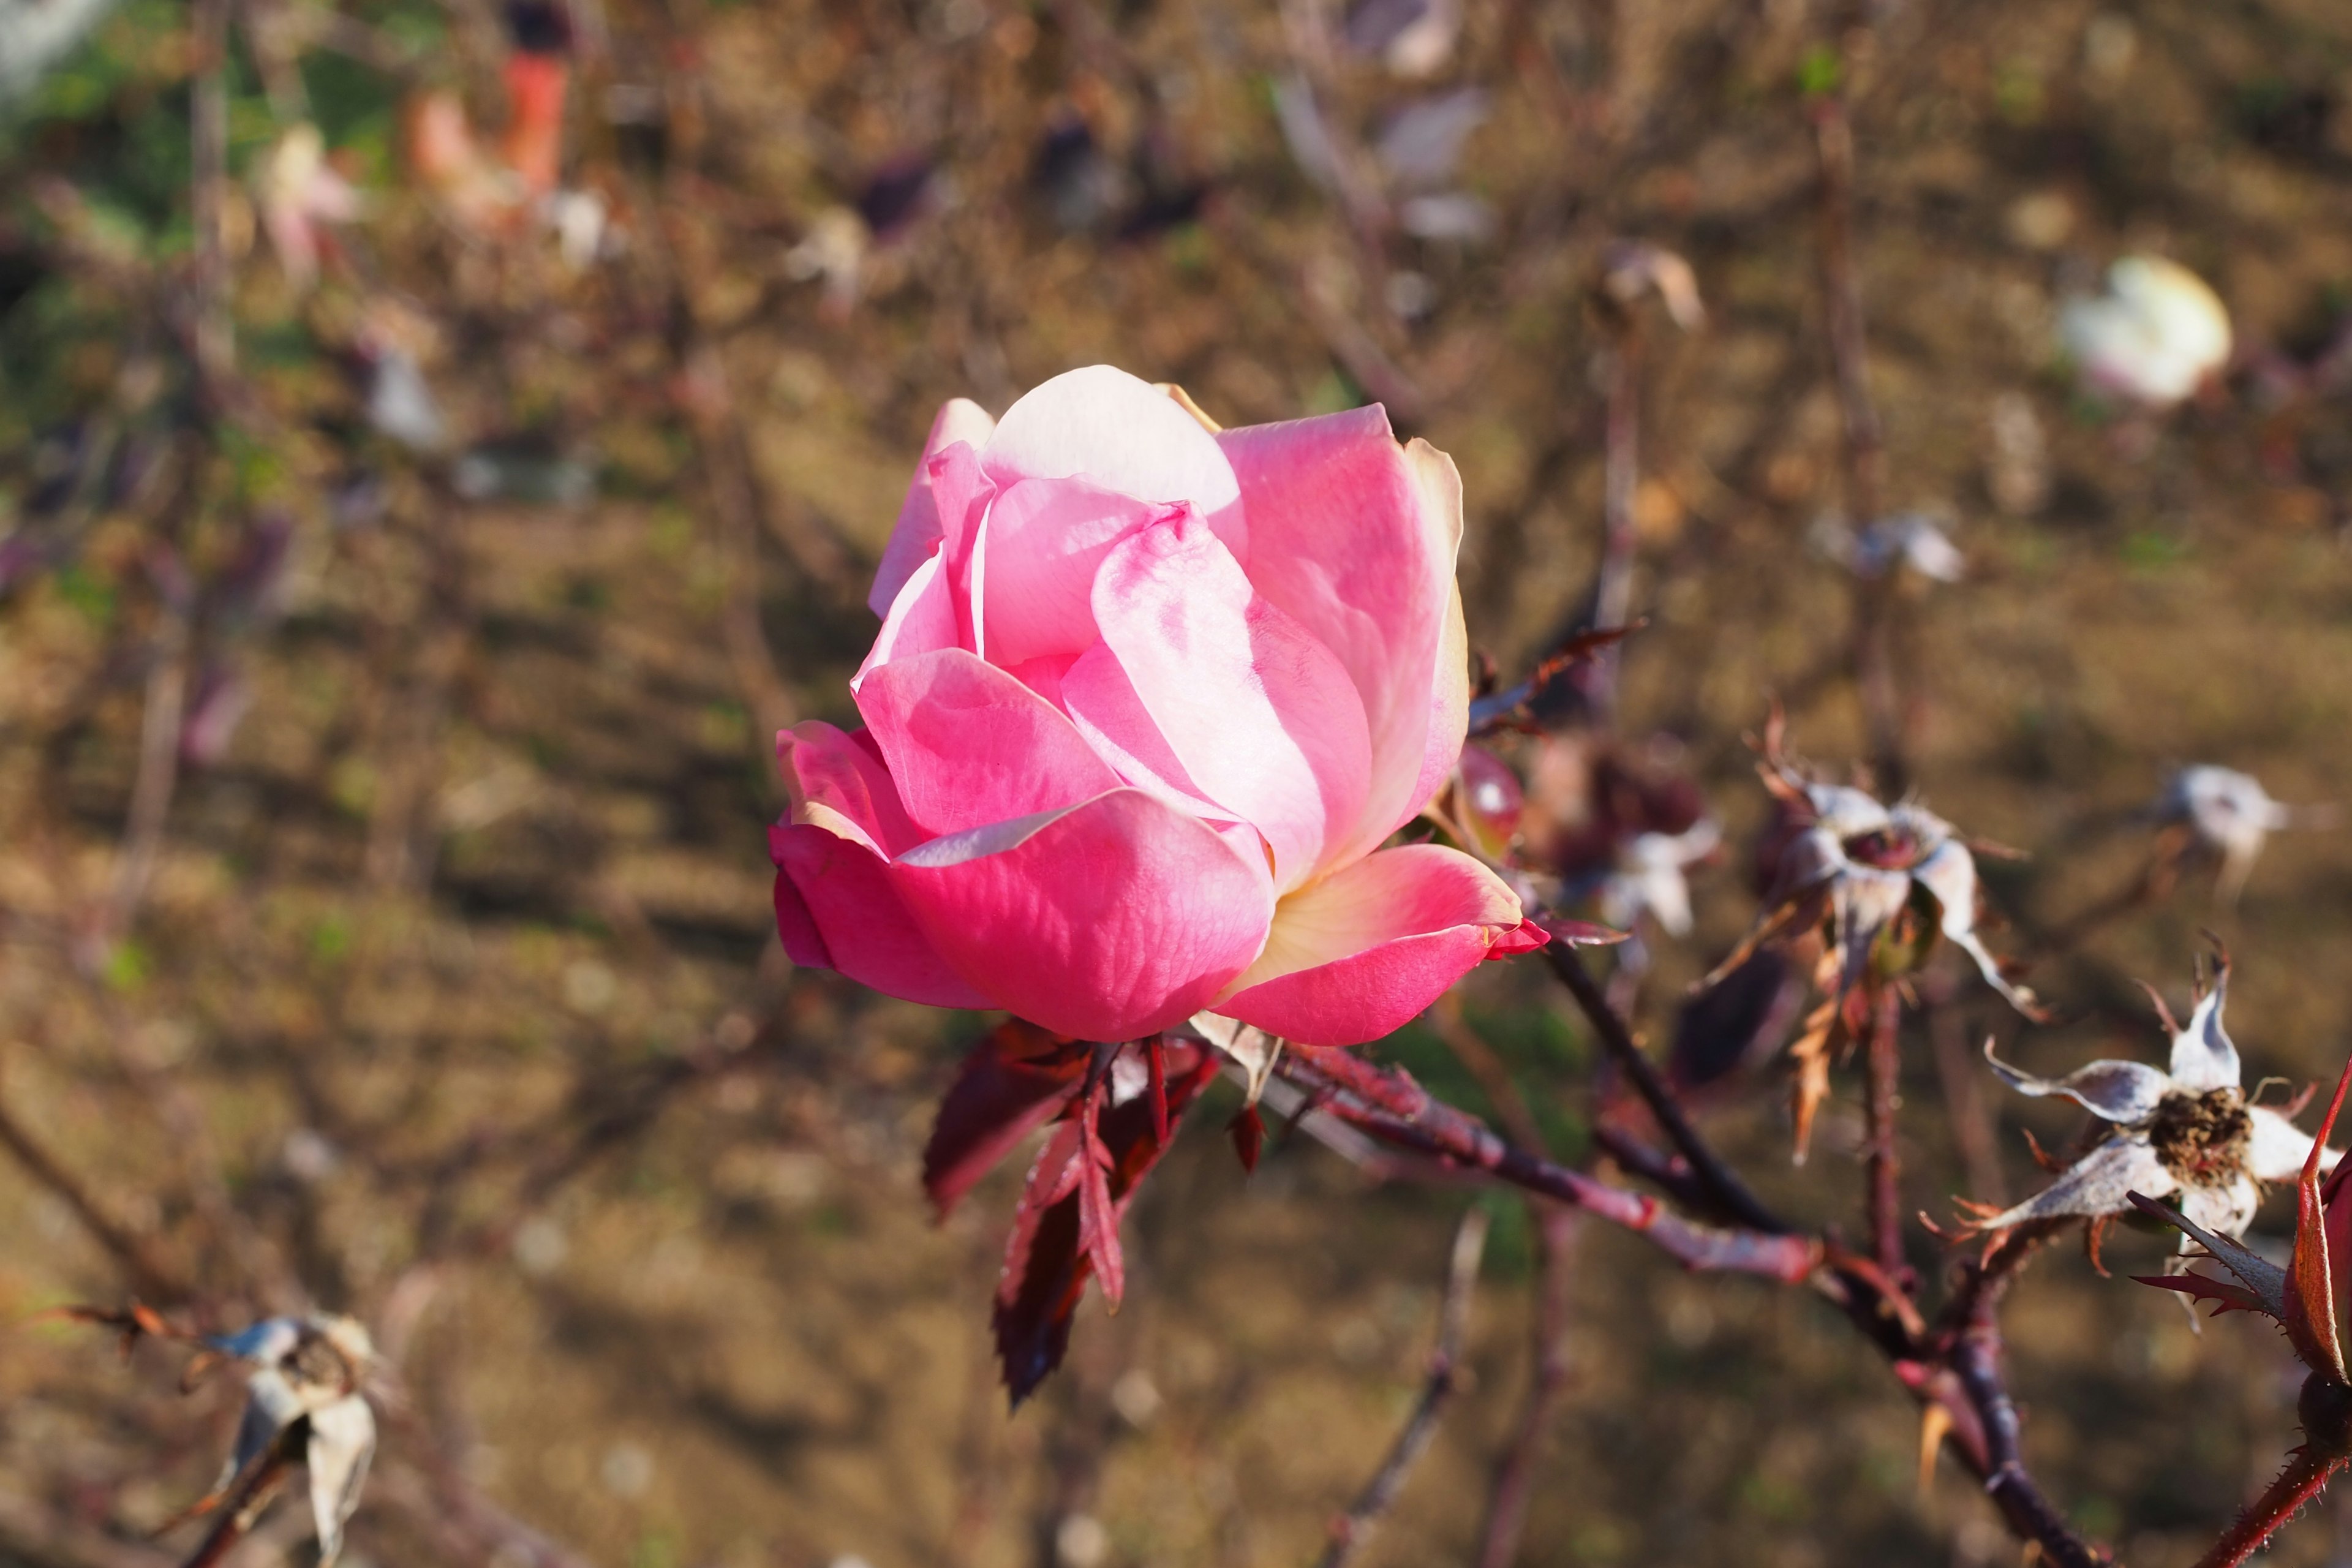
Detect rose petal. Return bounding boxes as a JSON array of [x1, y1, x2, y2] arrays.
[[1912, 840, 2036, 1015], [1215, 409, 1468, 861], [855, 549, 960, 693], [2180, 1173, 2260, 1240], [1214, 844, 1528, 1046], [856, 647, 1121, 839], [872, 398, 997, 617], [1075, 511, 1371, 890], [779, 722, 923, 857], [1058, 643, 1235, 823], [977, 478, 1175, 667], [2249, 1104, 2320, 1182], [1975, 1135, 2174, 1229], [771, 822, 993, 1008], [2169, 975, 2243, 1094], [888, 788, 1273, 1041], [981, 366, 1246, 555], [1982, 1041, 2173, 1123]]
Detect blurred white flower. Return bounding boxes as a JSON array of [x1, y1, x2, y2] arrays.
[[2060, 255, 2231, 407], [1599, 818, 1719, 937], [205, 1315, 377, 1566], [1815, 511, 1965, 584], [2155, 764, 2323, 903]]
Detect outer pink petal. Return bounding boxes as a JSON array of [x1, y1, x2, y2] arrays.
[[1216, 409, 1468, 864], [981, 366, 1247, 560], [769, 821, 993, 1009], [778, 720, 922, 856], [887, 788, 1273, 1041], [1215, 844, 1532, 1046], [870, 398, 997, 617], [1084, 511, 1371, 891], [854, 549, 959, 693], [855, 648, 1121, 839], [856, 443, 994, 691], [977, 477, 1175, 667]]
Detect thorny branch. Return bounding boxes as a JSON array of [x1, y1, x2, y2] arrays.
[[1283, 971, 2116, 1568]]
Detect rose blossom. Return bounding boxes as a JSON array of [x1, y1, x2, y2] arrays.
[[769, 366, 1544, 1045]]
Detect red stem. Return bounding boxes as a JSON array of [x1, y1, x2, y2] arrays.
[[2192, 1448, 2344, 1568], [1280, 1050, 1820, 1282]]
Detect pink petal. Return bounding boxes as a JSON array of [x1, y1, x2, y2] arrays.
[[854, 549, 960, 693], [981, 366, 1246, 558], [1058, 643, 1234, 823], [888, 788, 1273, 1041], [856, 648, 1121, 840], [1216, 409, 1469, 864], [1079, 511, 1370, 890], [1215, 844, 1528, 1046], [778, 721, 922, 856], [871, 398, 997, 617], [857, 443, 995, 692], [977, 478, 1175, 667], [770, 821, 992, 1009]]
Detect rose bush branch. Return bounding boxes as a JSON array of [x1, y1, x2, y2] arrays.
[[1280, 1038, 2112, 1563]]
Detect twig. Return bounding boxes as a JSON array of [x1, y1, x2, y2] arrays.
[[1474, 1204, 1577, 1568], [96, 597, 189, 955], [1314, 1206, 1489, 1568], [0, 1085, 184, 1299], [1923, 973, 2007, 1206], [1276, 1049, 1820, 1282], [1585, 272, 1649, 722], [1864, 982, 1905, 1281], [679, 344, 800, 752], [1811, 86, 1902, 791], [1540, 939, 1789, 1234], [1429, 998, 1585, 1568], [187, 0, 235, 405], [177, 1436, 296, 1568]]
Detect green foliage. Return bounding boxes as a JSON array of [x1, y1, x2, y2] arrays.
[[1795, 44, 1842, 100]]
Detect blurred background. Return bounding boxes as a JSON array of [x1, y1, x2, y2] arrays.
[[4, 0, 2352, 1564]]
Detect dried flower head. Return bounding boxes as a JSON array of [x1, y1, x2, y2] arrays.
[[1969, 954, 2332, 1243], [202, 1314, 378, 1566], [1715, 720, 2033, 1016], [1707, 717, 2035, 1157]]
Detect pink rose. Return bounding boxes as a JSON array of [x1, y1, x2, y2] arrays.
[[769, 366, 1544, 1045]]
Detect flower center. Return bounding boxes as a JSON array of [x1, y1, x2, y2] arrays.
[[2146, 1088, 2253, 1188], [1842, 827, 1921, 870]]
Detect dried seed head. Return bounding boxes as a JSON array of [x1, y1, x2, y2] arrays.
[[2147, 1089, 2254, 1189]]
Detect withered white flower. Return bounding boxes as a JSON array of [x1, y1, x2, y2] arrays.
[[208, 1314, 377, 1565], [2060, 255, 2231, 407], [1973, 961, 2334, 1240], [2155, 764, 2320, 904], [1719, 744, 2034, 1016]]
